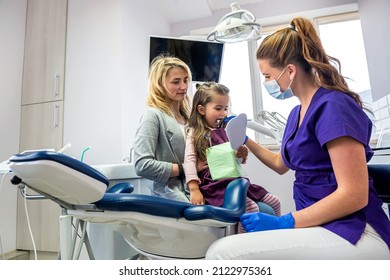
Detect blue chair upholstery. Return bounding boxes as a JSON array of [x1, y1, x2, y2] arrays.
[[368, 163, 390, 204], [9, 151, 250, 222], [184, 178, 249, 223], [10, 151, 109, 186], [95, 178, 249, 222], [8, 151, 251, 259]]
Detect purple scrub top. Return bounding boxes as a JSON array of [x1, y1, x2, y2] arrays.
[[282, 87, 390, 248]]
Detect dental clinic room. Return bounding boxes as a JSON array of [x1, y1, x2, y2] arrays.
[[1, 0, 390, 276]]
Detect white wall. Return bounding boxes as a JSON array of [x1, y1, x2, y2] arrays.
[[0, 0, 25, 160], [64, 0, 170, 165], [170, 0, 358, 36], [243, 153, 296, 214], [0, 0, 26, 255], [64, 0, 124, 164], [358, 0, 390, 102]]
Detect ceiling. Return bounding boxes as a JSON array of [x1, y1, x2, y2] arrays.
[[208, 0, 267, 10], [151, 0, 359, 37], [152, 0, 268, 23]]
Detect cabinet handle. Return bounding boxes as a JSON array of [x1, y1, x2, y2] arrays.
[[54, 73, 60, 97], [54, 104, 60, 128]]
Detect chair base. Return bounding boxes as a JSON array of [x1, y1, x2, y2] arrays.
[[63, 209, 236, 259]]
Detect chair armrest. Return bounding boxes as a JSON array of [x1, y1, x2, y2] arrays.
[[94, 193, 191, 218], [106, 182, 134, 193], [183, 178, 249, 223], [96, 178, 249, 223]]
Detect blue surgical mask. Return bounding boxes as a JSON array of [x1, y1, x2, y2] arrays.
[[263, 67, 294, 100]]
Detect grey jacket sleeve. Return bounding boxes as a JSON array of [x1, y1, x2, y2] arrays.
[[133, 109, 172, 186]]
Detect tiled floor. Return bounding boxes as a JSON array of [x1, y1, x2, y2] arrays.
[[4, 250, 59, 260], [29, 251, 59, 260], [3, 250, 29, 260]]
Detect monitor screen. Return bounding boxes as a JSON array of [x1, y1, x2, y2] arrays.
[[149, 36, 224, 83]]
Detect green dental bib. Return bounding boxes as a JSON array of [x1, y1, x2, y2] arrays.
[[206, 142, 246, 180]]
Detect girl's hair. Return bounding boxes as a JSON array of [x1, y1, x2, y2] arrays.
[[257, 17, 363, 108], [147, 54, 192, 119], [188, 82, 230, 161]]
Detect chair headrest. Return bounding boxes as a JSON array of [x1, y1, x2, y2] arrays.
[[9, 151, 109, 186], [9, 151, 108, 205]]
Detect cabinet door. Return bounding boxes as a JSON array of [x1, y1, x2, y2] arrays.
[[21, 0, 67, 105], [20, 101, 64, 152]]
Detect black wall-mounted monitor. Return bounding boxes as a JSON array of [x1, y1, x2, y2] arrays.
[[149, 36, 224, 83]]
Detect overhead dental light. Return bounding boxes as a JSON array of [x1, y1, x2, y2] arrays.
[[208, 3, 281, 144], [207, 2, 262, 43]]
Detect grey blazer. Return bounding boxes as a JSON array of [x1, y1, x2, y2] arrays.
[[133, 108, 188, 199]]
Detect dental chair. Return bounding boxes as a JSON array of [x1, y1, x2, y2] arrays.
[[8, 151, 250, 260], [368, 163, 390, 218]]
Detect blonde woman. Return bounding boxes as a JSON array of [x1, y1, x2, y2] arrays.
[[133, 54, 191, 201]]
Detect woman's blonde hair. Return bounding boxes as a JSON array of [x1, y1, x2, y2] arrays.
[[188, 82, 230, 161], [257, 17, 362, 108], [147, 54, 192, 119]]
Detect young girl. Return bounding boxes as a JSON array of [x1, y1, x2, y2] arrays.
[[183, 82, 281, 233]]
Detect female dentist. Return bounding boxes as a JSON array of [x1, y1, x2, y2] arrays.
[[206, 17, 390, 259]]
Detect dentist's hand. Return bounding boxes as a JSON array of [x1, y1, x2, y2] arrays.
[[240, 212, 295, 232]]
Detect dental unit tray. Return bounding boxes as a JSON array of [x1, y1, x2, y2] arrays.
[[8, 151, 250, 259]]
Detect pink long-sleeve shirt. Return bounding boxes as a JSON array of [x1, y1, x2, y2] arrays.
[[183, 128, 208, 184]]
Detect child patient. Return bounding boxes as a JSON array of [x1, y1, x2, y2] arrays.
[[183, 82, 281, 233]]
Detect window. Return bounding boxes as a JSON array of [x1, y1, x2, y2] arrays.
[[317, 13, 372, 108], [219, 41, 255, 138], [220, 12, 372, 145]]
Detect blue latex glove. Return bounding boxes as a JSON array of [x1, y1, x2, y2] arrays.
[[223, 115, 236, 123], [240, 212, 295, 232]]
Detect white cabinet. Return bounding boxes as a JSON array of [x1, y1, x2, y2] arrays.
[[20, 0, 67, 152], [17, 0, 68, 253], [21, 0, 67, 105], [20, 101, 64, 152]]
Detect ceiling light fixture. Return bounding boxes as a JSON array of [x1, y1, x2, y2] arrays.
[[207, 2, 262, 43]]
